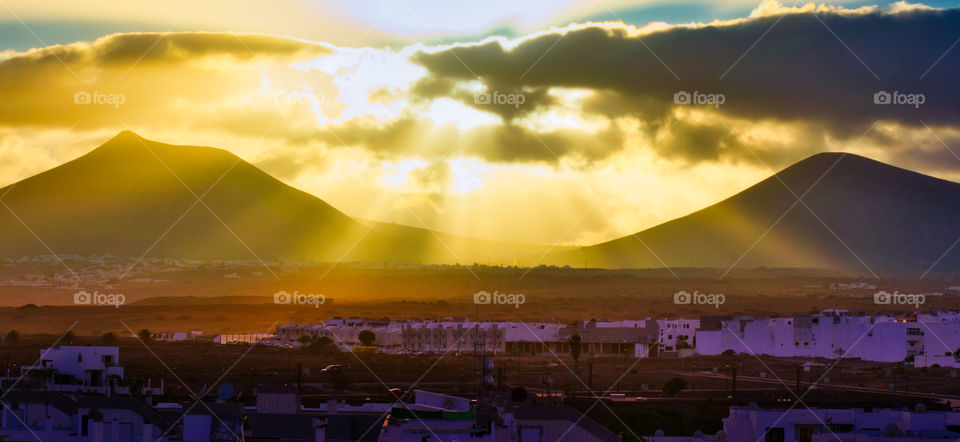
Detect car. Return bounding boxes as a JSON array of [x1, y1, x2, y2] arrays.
[[321, 364, 343, 374]]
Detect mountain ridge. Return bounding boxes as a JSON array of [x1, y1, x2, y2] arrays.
[[4, 132, 960, 274], [0, 131, 557, 265], [547, 151, 960, 274]]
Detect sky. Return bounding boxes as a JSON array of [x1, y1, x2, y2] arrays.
[[1, 0, 960, 246]]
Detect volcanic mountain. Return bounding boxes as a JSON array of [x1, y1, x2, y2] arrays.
[[0, 131, 553, 264], [4, 133, 960, 274], [548, 152, 960, 275]]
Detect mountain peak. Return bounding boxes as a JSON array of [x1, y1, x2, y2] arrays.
[[89, 131, 240, 166], [92, 130, 150, 155], [107, 129, 145, 143]]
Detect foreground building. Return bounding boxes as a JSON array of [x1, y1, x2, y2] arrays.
[[10, 346, 128, 396]]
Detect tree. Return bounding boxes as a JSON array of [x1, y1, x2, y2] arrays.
[[297, 336, 314, 346], [307, 337, 335, 354], [569, 334, 582, 371], [137, 329, 151, 342], [5, 330, 19, 344], [358, 330, 376, 346], [101, 332, 118, 344], [62, 331, 74, 344], [663, 377, 688, 397]]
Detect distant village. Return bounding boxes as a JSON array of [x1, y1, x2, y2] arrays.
[[222, 309, 960, 369]]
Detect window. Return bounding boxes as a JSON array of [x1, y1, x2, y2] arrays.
[[828, 424, 853, 432], [77, 354, 83, 363], [764, 427, 785, 442]]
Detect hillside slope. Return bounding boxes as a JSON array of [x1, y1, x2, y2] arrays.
[[0, 131, 554, 264], [548, 153, 960, 274]]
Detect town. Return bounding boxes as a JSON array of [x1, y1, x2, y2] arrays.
[[4, 308, 960, 441]]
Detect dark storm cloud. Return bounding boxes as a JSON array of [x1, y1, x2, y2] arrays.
[[412, 8, 960, 140]]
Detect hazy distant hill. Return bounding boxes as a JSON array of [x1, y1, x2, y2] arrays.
[[548, 153, 960, 275], [0, 131, 556, 264]]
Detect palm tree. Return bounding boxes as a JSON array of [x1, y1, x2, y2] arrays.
[[569, 334, 582, 372]]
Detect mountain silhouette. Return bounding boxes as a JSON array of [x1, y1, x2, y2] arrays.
[[4, 134, 959, 274], [548, 152, 960, 275], [0, 131, 553, 264]]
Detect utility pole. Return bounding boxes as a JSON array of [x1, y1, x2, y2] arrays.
[[731, 366, 737, 402], [588, 361, 594, 391], [795, 365, 801, 395], [692, 364, 696, 392]]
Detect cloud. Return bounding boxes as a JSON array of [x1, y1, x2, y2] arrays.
[[0, 32, 332, 130], [2, 5, 960, 172], [410, 4, 960, 163]]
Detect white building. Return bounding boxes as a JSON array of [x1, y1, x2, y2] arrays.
[[19, 346, 125, 395], [696, 312, 926, 362], [656, 318, 700, 354]]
